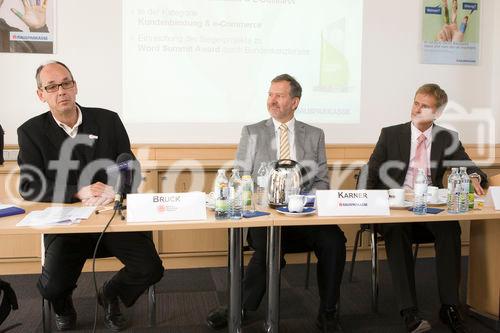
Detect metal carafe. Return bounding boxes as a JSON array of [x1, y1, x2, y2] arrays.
[[267, 159, 302, 207]]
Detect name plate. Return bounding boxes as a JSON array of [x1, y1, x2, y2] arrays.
[[316, 190, 390, 216], [127, 192, 207, 223], [485, 186, 500, 210]]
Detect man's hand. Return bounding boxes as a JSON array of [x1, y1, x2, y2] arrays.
[[75, 182, 115, 206], [471, 177, 485, 195], [437, 23, 464, 42], [11, 0, 48, 30], [81, 196, 114, 207], [437, 0, 465, 42]]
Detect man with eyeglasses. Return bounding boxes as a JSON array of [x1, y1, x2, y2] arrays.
[[17, 61, 164, 331]]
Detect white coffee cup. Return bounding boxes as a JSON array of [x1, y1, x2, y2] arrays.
[[288, 194, 308, 213], [438, 188, 448, 200], [388, 189, 405, 206], [427, 186, 439, 203]]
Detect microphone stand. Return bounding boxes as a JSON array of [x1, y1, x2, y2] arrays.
[[115, 203, 127, 221], [114, 194, 127, 220], [95, 197, 127, 220]]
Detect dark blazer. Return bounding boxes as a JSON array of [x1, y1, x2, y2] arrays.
[[366, 122, 487, 190], [17, 105, 138, 203]]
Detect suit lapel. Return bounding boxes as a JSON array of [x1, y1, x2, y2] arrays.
[[430, 125, 443, 185], [43, 112, 69, 152], [294, 121, 306, 162], [265, 118, 277, 161], [398, 122, 412, 177], [74, 106, 98, 163]]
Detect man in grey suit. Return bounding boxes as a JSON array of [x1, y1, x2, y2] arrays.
[[207, 74, 346, 332]]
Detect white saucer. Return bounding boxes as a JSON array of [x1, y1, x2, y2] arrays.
[[276, 207, 316, 217], [427, 199, 447, 207], [389, 201, 413, 210]]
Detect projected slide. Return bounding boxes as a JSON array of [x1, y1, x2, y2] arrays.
[[123, 0, 363, 125]]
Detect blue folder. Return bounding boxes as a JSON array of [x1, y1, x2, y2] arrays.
[[0, 206, 26, 218]]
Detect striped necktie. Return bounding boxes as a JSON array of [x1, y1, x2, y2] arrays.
[[279, 123, 290, 160]]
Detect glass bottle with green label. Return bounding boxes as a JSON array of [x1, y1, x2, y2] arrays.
[[242, 174, 255, 214], [468, 181, 475, 210], [214, 169, 229, 220]]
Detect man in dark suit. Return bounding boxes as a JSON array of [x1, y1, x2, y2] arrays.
[[207, 74, 346, 332], [17, 61, 164, 331], [366, 83, 487, 333]]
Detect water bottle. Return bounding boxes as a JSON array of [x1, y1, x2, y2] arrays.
[[229, 168, 243, 220], [447, 168, 461, 214], [413, 168, 428, 215], [459, 167, 470, 213], [214, 169, 229, 220], [255, 162, 268, 209], [242, 174, 255, 214]]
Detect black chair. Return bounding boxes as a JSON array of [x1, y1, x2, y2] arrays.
[[304, 165, 436, 312], [41, 235, 157, 333], [348, 164, 435, 312], [347, 223, 435, 311]]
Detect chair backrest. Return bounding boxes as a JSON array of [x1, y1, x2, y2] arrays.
[[356, 164, 369, 190], [488, 173, 500, 186], [356, 165, 370, 229]]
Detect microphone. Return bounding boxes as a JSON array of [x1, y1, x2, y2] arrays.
[[113, 153, 133, 210], [106, 156, 135, 174]]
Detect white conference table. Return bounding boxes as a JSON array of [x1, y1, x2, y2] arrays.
[[1, 203, 499, 333]]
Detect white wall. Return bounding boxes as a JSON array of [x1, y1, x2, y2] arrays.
[[1, 0, 498, 144], [493, 0, 500, 141], [357, 0, 496, 144]]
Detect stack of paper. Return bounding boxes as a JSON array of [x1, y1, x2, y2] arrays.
[[16, 206, 96, 227]]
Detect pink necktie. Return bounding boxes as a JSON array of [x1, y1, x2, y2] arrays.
[[414, 134, 427, 170], [412, 134, 428, 186]]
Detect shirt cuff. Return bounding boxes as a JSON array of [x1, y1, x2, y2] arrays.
[[469, 173, 481, 183]]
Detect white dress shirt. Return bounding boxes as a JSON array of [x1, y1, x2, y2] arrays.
[[272, 117, 296, 161], [403, 122, 433, 189], [51, 106, 82, 138]]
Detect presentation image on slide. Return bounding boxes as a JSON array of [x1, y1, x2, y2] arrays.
[[0, 0, 54, 54], [123, 0, 363, 126], [421, 0, 480, 65]]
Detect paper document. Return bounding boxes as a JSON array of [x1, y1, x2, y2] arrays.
[[0, 204, 15, 209], [16, 206, 96, 227], [43, 206, 95, 219]]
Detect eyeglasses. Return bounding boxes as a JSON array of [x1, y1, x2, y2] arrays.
[[41, 80, 75, 93]]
